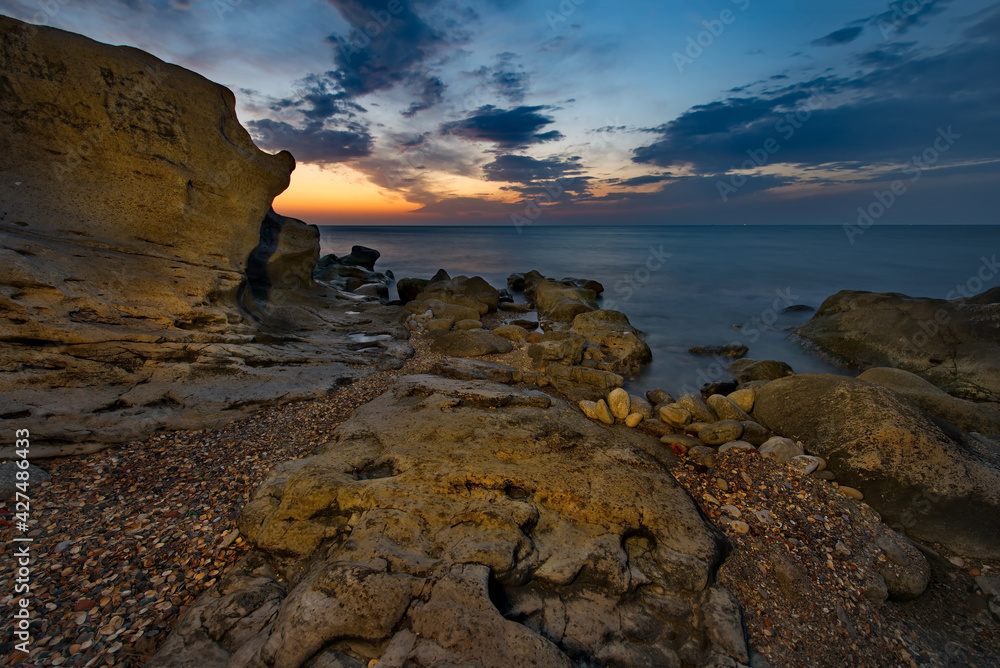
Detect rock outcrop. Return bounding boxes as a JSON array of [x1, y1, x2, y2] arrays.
[[150, 375, 748, 667], [858, 367, 1000, 435], [797, 288, 1000, 402], [753, 374, 1000, 558], [0, 16, 410, 457], [523, 270, 599, 322]]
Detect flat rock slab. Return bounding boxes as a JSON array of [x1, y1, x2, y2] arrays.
[[152, 375, 745, 667]]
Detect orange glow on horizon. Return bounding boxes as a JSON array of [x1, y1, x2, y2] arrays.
[[272, 163, 418, 218]]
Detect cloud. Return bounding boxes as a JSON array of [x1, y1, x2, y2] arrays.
[[631, 27, 1000, 181], [869, 0, 952, 36], [325, 0, 452, 110], [812, 26, 864, 46], [247, 119, 373, 163], [482, 154, 583, 183], [467, 52, 530, 103], [441, 105, 564, 148]]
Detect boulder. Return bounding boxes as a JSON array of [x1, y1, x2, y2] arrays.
[[396, 278, 429, 304], [524, 271, 599, 322], [706, 395, 752, 422], [678, 394, 719, 424], [729, 359, 794, 383], [507, 273, 526, 291], [492, 324, 531, 342], [754, 374, 1000, 558], [858, 367, 1000, 435], [797, 288, 1000, 402], [246, 208, 319, 300], [570, 310, 652, 376], [418, 275, 500, 315], [424, 299, 481, 323], [429, 330, 513, 358], [561, 277, 605, 294], [337, 245, 380, 270], [527, 332, 586, 369], [155, 376, 744, 666]]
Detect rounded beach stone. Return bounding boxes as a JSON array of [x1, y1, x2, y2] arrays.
[[625, 412, 644, 428], [594, 399, 615, 425], [699, 420, 744, 446], [579, 400, 599, 420], [758, 437, 804, 464], [727, 388, 755, 413], [629, 395, 654, 420], [607, 388, 631, 420], [718, 440, 756, 453], [706, 394, 752, 422], [788, 455, 824, 476], [455, 319, 484, 330], [660, 404, 692, 428], [646, 389, 674, 406], [739, 421, 771, 446]]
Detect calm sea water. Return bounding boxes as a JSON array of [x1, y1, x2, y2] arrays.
[[318, 225, 1000, 396]]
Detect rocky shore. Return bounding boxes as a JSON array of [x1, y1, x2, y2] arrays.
[[2, 15, 999, 668]]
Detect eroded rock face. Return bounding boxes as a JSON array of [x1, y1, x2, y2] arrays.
[[152, 376, 747, 667], [753, 374, 1000, 558], [797, 289, 1000, 402], [0, 17, 409, 457]]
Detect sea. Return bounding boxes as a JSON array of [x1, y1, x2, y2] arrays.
[[318, 224, 1000, 397]]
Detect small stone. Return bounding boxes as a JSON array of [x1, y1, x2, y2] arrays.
[[624, 412, 643, 428], [73, 599, 95, 612], [974, 576, 1000, 597], [754, 510, 773, 524], [835, 541, 852, 556], [628, 395, 654, 420], [731, 521, 750, 534], [839, 486, 864, 500], [659, 404, 692, 428], [646, 389, 674, 405], [727, 388, 755, 413], [718, 440, 756, 453], [454, 319, 483, 330], [607, 388, 631, 420], [715, 478, 730, 492], [788, 455, 823, 475], [594, 399, 615, 425], [720, 505, 742, 518], [758, 437, 804, 464], [579, 400, 599, 420], [948, 555, 966, 568], [699, 420, 744, 446]]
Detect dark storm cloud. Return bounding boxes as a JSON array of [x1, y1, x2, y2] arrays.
[[613, 174, 673, 188], [441, 105, 564, 148], [482, 154, 583, 183], [812, 26, 864, 46], [631, 30, 1000, 178], [247, 119, 373, 163], [402, 76, 446, 118]]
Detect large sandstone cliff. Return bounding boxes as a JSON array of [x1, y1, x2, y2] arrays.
[[0, 16, 410, 457]]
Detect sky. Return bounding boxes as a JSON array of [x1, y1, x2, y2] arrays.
[[2, 0, 999, 225]]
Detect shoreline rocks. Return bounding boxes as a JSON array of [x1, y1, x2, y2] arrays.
[[153, 375, 746, 667], [797, 288, 1000, 402]]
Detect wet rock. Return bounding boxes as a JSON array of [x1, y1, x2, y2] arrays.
[[689, 344, 749, 359], [701, 380, 740, 399], [647, 389, 675, 406]]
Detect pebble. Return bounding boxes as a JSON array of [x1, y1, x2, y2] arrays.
[[594, 399, 615, 425], [625, 412, 644, 428], [699, 420, 744, 446], [659, 404, 692, 428], [607, 388, 631, 420], [719, 440, 756, 453], [788, 455, 824, 476], [839, 486, 864, 501], [731, 520, 750, 534]]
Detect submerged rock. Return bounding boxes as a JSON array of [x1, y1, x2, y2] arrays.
[[153, 375, 744, 667]]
